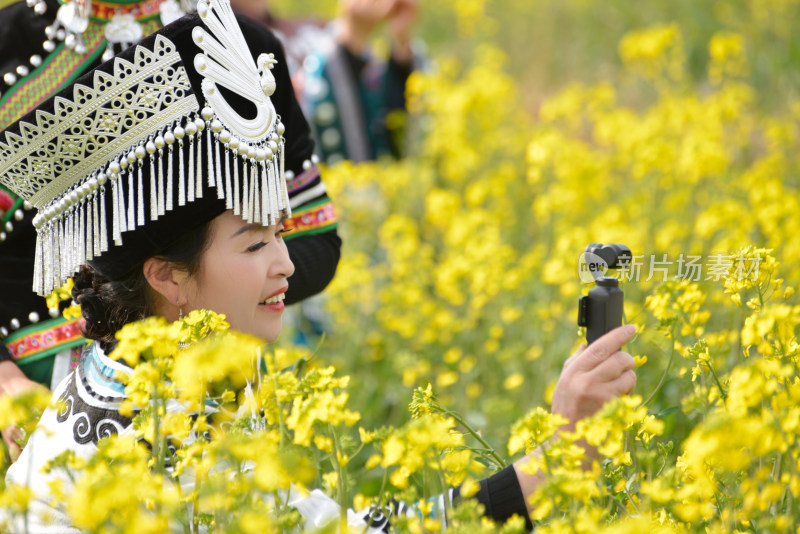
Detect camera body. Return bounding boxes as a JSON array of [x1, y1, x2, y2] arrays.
[[577, 243, 631, 345]]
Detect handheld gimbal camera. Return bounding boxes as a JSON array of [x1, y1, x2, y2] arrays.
[[577, 243, 632, 345]]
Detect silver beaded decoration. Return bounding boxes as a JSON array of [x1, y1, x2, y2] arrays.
[[231, 139, 240, 215], [195, 118, 205, 199], [250, 161, 258, 223], [263, 163, 273, 227], [99, 179, 109, 253], [78, 199, 86, 266], [57, 216, 65, 284], [241, 148, 249, 219], [136, 146, 146, 226], [117, 172, 128, 236], [111, 173, 121, 244], [146, 139, 158, 221], [214, 149, 226, 208], [176, 125, 186, 206], [186, 121, 196, 203], [126, 155, 136, 231], [218, 130, 230, 206], [207, 114, 217, 189], [65, 209, 73, 276], [33, 222, 43, 293], [165, 130, 175, 211], [92, 193, 100, 256], [155, 134, 166, 216]]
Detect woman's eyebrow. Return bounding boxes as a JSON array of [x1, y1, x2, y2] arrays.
[[232, 217, 288, 237], [232, 223, 263, 237]]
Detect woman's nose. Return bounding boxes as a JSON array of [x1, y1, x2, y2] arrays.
[[272, 242, 295, 279]]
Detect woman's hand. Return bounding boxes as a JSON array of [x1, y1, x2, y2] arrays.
[[387, 0, 418, 63], [338, 0, 418, 62], [551, 324, 637, 430], [0, 360, 49, 462], [513, 325, 637, 513], [339, 0, 396, 56]]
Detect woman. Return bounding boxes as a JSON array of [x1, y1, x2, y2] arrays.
[[0, 0, 636, 530], [0, 0, 341, 459]]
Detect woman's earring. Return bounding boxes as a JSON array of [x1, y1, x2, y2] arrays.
[[179, 307, 184, 320]]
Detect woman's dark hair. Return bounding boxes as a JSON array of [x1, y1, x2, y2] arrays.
[[72, 220, 215, 349]]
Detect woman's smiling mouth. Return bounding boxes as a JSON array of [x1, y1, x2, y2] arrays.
[[259, 287, 288, 311]]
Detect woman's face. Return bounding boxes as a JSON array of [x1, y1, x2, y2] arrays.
[[182, 210, 294, 341]]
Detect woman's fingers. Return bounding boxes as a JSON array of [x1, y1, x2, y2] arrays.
[[572, 324, 636, 373], [607, 368, 637, 396], [563, 344, 587, 370], [591, 351, 636, 383], [2, 426, 23, 463], [553, 326, 638, 425]]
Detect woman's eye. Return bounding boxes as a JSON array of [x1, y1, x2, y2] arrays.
[[247, 241, 267, 252], [277, 227, 292, 239]]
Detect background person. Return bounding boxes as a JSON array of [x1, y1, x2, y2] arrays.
[[231, 0, 421, 164]]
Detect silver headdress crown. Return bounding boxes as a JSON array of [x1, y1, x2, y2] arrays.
[[0, 0, 290, 296]]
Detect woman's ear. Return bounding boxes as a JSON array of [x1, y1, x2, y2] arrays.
[[142, 258, 190, 316]]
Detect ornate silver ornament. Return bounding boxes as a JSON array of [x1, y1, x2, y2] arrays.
[[54, 0, 91, 53], [193, 0, 278, 140], [159, 0, 186, 25], [102, 13, 144, 61]]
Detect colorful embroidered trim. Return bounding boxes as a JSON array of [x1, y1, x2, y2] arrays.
[[0, 191, 14, 212], [0, 195, 23, 226], [69, 345, 83, 371], [0, 30, 103, 130], [283, 199, 337, 237], [6, 317, 86, 364], [287, 166, 321, 194], [0, 19, 161, 130], [0, 190, 15, 222], [90, 0, 162, 21]]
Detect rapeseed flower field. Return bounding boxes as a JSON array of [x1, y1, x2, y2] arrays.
[[2, 0, 800, 531]]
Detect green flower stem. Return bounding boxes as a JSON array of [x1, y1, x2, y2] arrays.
[[624, 489, 640, 514], [362, 469, 391, 534], [706, 359, 727, 401], [270, 368, 288, 449], [624, 430, 639, 484], [435, 404, 506, 470], [153, 387, 164, 477], [640, 325, 676, 408], [328, 423, 349, 528], [150, 385, 167, 529], [190, 391, 207, 534], [613, 496, 629, 519], [539, 445, 557, 523], [436, 468, 453, 526], [421, 467, 430, 532], [783, 422, 799, 516]]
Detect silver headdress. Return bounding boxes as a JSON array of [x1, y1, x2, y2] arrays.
[[0, 0, 290, 295]]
